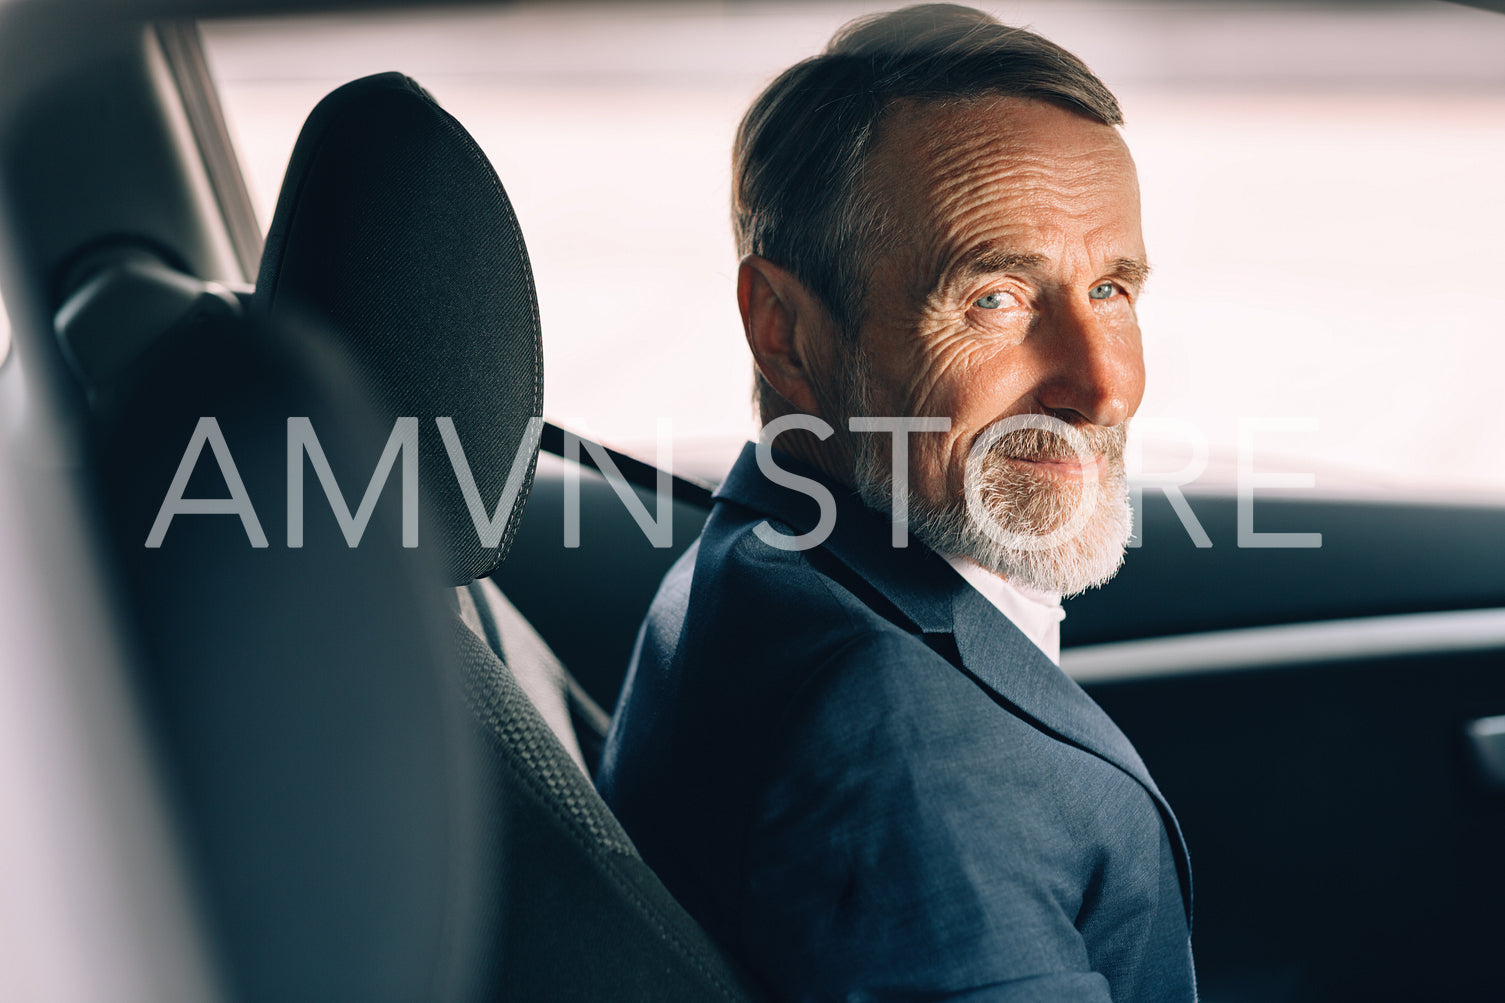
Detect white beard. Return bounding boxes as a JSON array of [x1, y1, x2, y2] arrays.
[[854, 414, 1135, 598]]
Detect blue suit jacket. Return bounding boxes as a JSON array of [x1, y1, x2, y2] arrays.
[[599, 444, 1196, 1002]]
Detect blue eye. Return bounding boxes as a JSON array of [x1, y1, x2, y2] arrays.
[[1088, 282, 1117, 301], [974, 291, 1009, 310]]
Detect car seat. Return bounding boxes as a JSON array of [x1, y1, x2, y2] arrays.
[[249, 71, 763, 1001]]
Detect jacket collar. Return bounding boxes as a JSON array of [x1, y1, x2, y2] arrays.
[[715, 441, 1192, 920], [716, 441, 956, 631]]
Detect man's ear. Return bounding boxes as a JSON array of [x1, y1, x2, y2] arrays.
[[737, 254, 831, 416]]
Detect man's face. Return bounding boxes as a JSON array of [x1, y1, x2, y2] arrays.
[[848, 95, 1147, 595]]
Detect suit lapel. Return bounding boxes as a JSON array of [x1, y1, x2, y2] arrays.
[[716, 443, 1193, 921], [951, 585, 1162, 802], [949, 587, 1192, 920]]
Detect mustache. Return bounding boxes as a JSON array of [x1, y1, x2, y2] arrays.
[[987, 421, 1128, 463]]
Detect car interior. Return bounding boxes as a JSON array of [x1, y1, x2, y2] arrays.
[[1, 2, 1502, 1002]]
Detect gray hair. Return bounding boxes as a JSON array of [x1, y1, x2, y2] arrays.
[[733, 3, 1124, 418]]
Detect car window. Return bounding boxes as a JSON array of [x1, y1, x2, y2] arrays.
[[201, 2, 1505, 495], [0, 290, 9, 367]]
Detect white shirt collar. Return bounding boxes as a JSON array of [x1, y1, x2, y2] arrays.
[[942, 555, 1065, 665]]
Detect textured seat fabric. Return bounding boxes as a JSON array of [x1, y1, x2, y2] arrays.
[[255, 72, 764, 1001], [453, 616, 760, 1002], [254, 71, 542, 587], [457, 577, 610, 776]]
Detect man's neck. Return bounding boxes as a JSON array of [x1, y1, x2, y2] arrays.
[[757, 409, 859, 490]]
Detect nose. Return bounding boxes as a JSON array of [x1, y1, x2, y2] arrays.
[[1032, 295, 1144, 428]]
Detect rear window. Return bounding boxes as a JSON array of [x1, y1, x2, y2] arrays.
[[201, 2, 1505, 496]]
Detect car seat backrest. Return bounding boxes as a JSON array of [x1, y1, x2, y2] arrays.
[[92, 312, 486, 1002], [250, 72, 765, 1001]]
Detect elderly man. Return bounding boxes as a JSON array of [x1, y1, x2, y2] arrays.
[[598, 5, 1195, 1001]]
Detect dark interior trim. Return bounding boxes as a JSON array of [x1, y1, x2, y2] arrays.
[[154, 19, 263, 281], [540, 420, 715, 510]]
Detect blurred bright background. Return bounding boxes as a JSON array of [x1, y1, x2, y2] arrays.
[[197, 1, 1505, 497]]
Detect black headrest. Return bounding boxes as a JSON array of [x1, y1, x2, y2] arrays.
[[254, 72, 543, 586]]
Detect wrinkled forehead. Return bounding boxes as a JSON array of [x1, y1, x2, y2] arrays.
[[863, 94, 1142, 271]]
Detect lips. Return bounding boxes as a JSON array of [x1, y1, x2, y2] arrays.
[[1002, 454, 1106, 480]]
